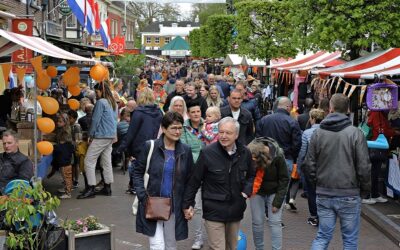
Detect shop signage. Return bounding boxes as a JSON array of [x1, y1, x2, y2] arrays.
[[59, 2, 72, 16], [11, 19, 33, 73], [45, 21, 62, 38]]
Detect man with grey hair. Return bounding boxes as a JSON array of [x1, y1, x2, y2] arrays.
[[257, 96, 302, 209], [304, 93, 370, 249], [0, 130, 33, 192], [183, 117, 255, 250]]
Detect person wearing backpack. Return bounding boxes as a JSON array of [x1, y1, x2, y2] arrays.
[[247, 137, 289, 250]]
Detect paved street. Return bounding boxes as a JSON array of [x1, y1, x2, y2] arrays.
[[46, 169, 399, 250]]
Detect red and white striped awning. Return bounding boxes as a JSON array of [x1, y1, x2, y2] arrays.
[[0, 29, 96, 62], [269, 51, 343, 72], [313, 48, 400, 79]]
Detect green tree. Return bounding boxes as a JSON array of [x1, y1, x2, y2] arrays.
[[205, 14, 235, 58], [302, 0, 400, 59], [235, 0, 298, 64], [199, 25, 211, 58], [129, 3, 180, 31], [114, 54, 145, 78], [189, 28, 201, 57], [191, 3, 226, 24]]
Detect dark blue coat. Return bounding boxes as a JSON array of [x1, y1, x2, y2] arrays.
[[256, 108, 302, 160], [134, 137, 194, 240], [118, 105, 163, 157]]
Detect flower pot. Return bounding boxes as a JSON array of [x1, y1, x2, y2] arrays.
[[66, 224, 115, 250]]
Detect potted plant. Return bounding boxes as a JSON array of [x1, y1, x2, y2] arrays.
[[0, 181, 61, 250], [62, 216, 115, 250]]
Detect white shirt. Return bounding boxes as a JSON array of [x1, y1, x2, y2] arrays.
[[232, 109, 240, 121]]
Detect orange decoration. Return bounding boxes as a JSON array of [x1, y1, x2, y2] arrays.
[[90, 64, 107, 82], [36, 71, 51, 90], [68, 85, 81, 96], [291, 164, 299, 179], [37, 117, 55, 134], [38, 97, 59, 115], [37, 141, 53, 155], [67, 99, 80, 110], [37, 95, 44, 102], [46, 66, 58, 78], [1, 63, 12, 83], [63, 67, 80, 86], [16, 68, 26, 86], [30, 56, 42, 74]]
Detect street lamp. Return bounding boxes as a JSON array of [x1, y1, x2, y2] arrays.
[[121, 23, 127, 36]]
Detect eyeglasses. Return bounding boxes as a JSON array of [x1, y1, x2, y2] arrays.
[[168, 126, 183, 131]]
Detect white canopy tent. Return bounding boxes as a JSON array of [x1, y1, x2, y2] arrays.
[[223, 54, 244, 66], [241, 57, 266, 67]]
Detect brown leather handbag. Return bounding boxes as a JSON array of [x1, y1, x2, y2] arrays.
[[145, 196, 172, 221]]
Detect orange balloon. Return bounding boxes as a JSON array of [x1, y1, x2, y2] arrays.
[[36, 71, 51, 90], [37, 141, 53, 155], [46, 66, 58, 78], [90, 64, 107, 82], [63, 67, 80, 86], [68, 99, 80, 110], [39, 97, 59, 115], [37, 117, 55, 134], [68, 85, 81, 96], [37, 95, 44, 102]]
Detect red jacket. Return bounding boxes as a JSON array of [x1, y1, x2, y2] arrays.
[[368, 111, 395, 140]]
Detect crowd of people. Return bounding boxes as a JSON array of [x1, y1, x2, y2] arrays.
[[3, 59, 399, 250]]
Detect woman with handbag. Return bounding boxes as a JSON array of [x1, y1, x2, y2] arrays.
[[133, 111, 194, 250]]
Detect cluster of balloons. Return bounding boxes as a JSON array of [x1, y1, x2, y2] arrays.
[[35, 63, 108, 155]]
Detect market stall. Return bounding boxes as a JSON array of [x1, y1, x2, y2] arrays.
[[0, 28, 98, 178]]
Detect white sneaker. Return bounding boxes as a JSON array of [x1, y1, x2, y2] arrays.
[[59, 193, 71, 199], [284, 203, 291, 210], [57, 188, 66, 193], [191, 241, 203, 249], [362, 198, 376, 205], [375, 196, 388, 203]]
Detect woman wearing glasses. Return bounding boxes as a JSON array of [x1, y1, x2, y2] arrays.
[[134, 111, 194, 249]]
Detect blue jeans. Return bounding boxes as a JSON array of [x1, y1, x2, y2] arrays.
[[251, 194, 283, 250], [311, 195, 361, 250]]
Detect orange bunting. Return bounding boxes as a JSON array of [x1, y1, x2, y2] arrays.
[[1, 63, 12, 84], [16, 68, 26, 86], [30, 56, 42, 74]]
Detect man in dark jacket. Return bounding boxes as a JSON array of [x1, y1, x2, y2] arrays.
[[183, 117, 255, 250], [303, 94, 371, 249], [297, 98, 314, 131], [163, 79, 185, 112], [235, 81, 262, 125], [183, 82, 208, 118], [0, 130, 33, 193], [118, 97, 163, 194], [221, 89, 254, 145], [257, 96, 302, 208]]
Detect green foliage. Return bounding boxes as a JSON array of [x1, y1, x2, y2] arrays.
[[191, 3, 227, 24], [189, 28, 201, 57], [204, 14, 236, 58], [114, 54, 145, 78], [0, 182, 60, 250], [298, 0, 400, 59], [235, 0, 298, 63], [199, 25, 211, 58]]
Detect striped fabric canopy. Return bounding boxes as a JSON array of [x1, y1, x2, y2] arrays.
[[0, 29, 96, 62], [312, 48, 400, 79], [269, 51, 343, 72]]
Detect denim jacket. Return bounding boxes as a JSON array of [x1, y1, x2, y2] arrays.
[[89, 99, 117, 139]]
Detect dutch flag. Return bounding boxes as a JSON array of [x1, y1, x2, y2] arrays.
[[67, 0, 86, 29], [100, 18, 111, 48], [86, 0, 96, 34]]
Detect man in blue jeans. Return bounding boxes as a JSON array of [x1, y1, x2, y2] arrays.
[[304, 94, 371, 249]]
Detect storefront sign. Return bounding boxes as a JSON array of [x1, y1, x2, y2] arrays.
[[59, 2, 72, 16], [11, 19, 33, 73], [110, 36, 125, 55]]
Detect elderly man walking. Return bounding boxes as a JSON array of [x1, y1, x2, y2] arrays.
[[304, 94, 371, 249], [183, 117, 255, 250]]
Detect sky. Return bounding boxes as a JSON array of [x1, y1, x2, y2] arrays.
[[178, 3, 193, 19]]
